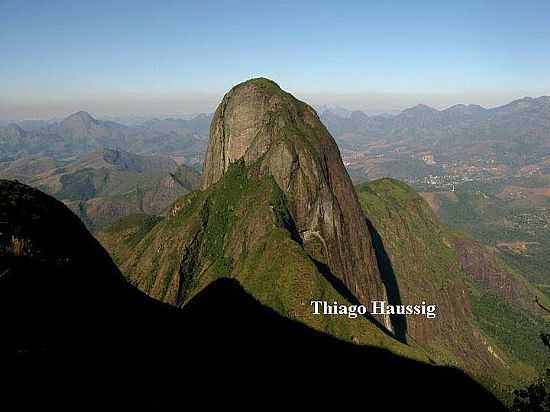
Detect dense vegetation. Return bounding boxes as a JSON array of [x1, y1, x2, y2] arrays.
[[470, 285, 548, 366], [425, 181, 550, 293]]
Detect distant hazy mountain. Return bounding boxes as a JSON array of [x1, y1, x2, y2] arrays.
[[442, 103, 486, 116], [0, 123, 65, 161], [320, 96, 550, 155], [128, 114, 211, 160], [139, 113, 212, 136], [400, 103, 440, 117], [10, 119, 52, 131], [316, 105, 353, 118], [3, 95, 549, 170], [46, 111, 130, 150], [0, 111, 211, 161]]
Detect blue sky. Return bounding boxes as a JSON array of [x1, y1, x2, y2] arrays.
[[1, 0, 550, 119]]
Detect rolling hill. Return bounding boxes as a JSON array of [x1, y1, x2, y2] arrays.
[[0, 148, 200, 230]]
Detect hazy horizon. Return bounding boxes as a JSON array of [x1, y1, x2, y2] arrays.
[[1, 89, 548, 122], [2, 0, 549, 120]]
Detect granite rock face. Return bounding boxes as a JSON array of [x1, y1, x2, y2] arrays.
[[203, 78, 388, 321]]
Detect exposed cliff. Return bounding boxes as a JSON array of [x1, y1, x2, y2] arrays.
[[99, 161, 410, 351], [202, 78, 387, 321]]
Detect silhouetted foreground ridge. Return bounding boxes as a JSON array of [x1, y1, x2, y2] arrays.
[[0, 180, 506, 410]]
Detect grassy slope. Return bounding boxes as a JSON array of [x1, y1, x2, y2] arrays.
[[357, 178, 546, 399], [430, 189, 550, 289]]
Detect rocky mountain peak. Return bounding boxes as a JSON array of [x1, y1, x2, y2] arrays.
[[4, 123, 26, 138], [63, 111, 97, 127], [400, 104, 439, 117], [350, 110, 370, 121], [444, 104, 486, 115], [202, 77, 297, 187], [58, 111, 100, 140], [489, 96, 550, 117], [202, 78, 390, 326]]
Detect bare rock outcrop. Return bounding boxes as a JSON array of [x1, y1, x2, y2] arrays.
[[202, 78, 388, 318]]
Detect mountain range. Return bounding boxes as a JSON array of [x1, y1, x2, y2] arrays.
[[2, 79, 548, 409], [0, 111, 212, 165], [320, 96, 550, 153], [3, 96, 550, 168]]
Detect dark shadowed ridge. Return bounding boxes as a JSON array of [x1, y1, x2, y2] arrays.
[[0, 180, 506, 411]]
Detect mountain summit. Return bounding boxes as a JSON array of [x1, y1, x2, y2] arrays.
[[100, 78, 393, 332], [63, 110, 97, 125], [97, 80, 542, 396], [202, 78, 389, 324]]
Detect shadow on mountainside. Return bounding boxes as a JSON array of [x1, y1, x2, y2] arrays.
[[366, 218, 408, 343], [2, 268, 506, 411], [0, 180, 505, 411], [310, 256, 400, 340]]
